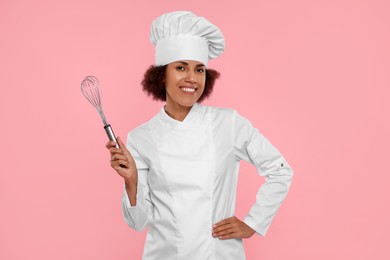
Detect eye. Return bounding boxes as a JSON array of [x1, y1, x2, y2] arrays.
[[176, 66, 185, 71], [196, 68, 205, 73]]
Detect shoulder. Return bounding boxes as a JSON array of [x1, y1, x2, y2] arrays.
[[198, 104, 238, 121], [198, 105, 254, 129], [201, 105, 258, 137], [127, 112, 159, 141]]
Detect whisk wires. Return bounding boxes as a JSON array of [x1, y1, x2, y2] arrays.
[[81, 75, 108, 125]]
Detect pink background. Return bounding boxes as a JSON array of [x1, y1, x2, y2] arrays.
[[1, 0, 389, 259]]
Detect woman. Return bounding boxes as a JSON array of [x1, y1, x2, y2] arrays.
[[106, 11, 293, 260]]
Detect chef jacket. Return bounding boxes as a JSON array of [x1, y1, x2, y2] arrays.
[[122, 103, 293, 260]]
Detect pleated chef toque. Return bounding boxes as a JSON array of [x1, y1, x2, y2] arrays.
[[150, 11, 225, 67]]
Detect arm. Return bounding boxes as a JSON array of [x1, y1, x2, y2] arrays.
[[234, 112, 293, 236], [106, 135, 153, 231], [212, 111, 293, 239], [121, 168, 152, 231], [122, 134, 153, 231]]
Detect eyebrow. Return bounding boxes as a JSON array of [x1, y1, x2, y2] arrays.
[[176, 61, 205, 67]]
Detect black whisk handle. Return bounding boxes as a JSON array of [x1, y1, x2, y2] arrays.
[[104, 124, 119, 148]]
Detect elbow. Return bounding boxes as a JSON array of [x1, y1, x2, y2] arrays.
[[283, 166, 293, 189], [271, 165, 294, 192], [281, 161, 294, 181], [286, 167, 293, 181]]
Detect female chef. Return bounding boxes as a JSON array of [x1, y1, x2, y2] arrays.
[[106, 11, 293, 260]]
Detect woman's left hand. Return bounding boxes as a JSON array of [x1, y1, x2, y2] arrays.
[[212, 216, 255, 240]]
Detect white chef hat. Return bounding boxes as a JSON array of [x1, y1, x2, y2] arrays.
[[150, 11, 225, 67]]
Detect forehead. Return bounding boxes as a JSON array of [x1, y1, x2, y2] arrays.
[[170, 60, 205, 67]]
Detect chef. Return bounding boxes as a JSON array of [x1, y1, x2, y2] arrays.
[[106, 11, 293, 260]]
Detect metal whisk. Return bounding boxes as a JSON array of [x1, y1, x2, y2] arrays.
[[81, 75, 119, 148]]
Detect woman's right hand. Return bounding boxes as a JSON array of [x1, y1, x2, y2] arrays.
[[106, 137, 138, 183], [106, 137, 138, 206]]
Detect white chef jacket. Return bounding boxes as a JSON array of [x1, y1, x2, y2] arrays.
[[122, 103, 293, 260]]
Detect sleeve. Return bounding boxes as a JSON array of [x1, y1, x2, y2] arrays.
[[233, 111, 293, 236], [121, 133, 153, 231]]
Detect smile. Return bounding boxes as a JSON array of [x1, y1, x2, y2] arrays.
[[180, 87, 197, 93]]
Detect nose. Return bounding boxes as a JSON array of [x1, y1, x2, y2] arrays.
[[185, 71, 197, 84]]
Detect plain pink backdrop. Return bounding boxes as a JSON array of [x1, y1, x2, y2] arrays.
[[1, 0, 389, 259]]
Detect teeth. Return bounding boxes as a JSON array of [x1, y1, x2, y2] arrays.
[[181, 87, 195, 93]]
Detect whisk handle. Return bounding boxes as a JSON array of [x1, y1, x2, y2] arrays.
[[104, 124, 119, 148]]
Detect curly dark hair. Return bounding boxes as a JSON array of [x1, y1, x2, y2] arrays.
[[141, 65, 220, 103]]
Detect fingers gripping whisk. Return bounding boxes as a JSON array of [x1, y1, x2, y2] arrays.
[[81, 75, 118, 148]]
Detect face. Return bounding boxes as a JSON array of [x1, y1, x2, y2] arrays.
[[164, 60, 206, 110]]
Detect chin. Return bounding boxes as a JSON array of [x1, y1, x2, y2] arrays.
[[179, 100, 197, 107], [177, 96, 200, 107]]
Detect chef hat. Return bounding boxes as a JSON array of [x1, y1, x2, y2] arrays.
[[150, 11, 225, 67]]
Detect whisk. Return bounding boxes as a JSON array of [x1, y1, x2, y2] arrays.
[[81, 75, 119, 148]]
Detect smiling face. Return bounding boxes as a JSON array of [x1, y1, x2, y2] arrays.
[[164, 60, 206, 116]]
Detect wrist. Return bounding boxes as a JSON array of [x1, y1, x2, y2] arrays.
[[124, 176, 137, 187], [124, 169, 137, 185], [124, 175, 138, 207]]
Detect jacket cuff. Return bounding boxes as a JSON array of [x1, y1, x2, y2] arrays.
[[244, 217, 268, 237]]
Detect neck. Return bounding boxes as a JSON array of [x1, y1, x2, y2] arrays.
[[164, 103, 193, 121]]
